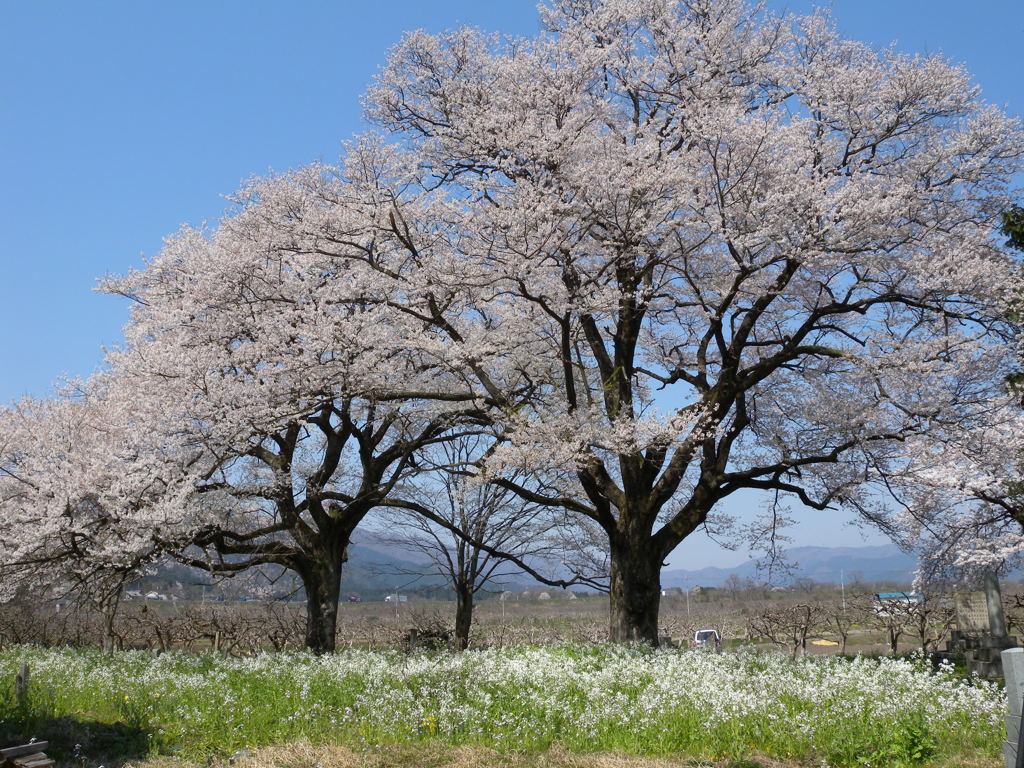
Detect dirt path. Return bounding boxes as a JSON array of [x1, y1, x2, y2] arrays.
[[131, 743, 1001, 768]]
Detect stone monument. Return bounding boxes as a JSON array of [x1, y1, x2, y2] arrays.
[[945, 571, 1017, 678], [955, 589, 993, 632]]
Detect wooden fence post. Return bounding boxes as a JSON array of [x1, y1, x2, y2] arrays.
[[0, 741, 53, 768], [14, 664, 28, 707]]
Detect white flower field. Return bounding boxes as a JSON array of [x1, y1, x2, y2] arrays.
[[0, 645, 1005, 766]]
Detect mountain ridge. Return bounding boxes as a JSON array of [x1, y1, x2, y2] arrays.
[[661, 543, 918, 588], [136, 541, 928, 599]]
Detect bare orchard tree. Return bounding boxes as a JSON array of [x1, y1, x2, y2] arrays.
[[1004, 588, 1024, 637], [748, 602, 828, 658], [722, 574, 748, 602], [821, 596, 870, 656], [904, 592, 957, 654], [380, 437, 566, 649], [868, 595, 917, 655]]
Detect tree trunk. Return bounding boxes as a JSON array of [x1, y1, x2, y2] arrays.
[[300, 545, 345, 654], [101, 610, 117, 654], [454, 582, 474, 651], [97, 588, 122, 654], [608, 542, 662, 644], [888, 627, 900, 655]]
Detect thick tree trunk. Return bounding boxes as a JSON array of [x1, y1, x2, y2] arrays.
[[300, 545, 346, 654], [454, 582, 474, 651], [608, 542, 662, 644]]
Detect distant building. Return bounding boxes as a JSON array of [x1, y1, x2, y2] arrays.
[[874, 591, 921, 616], [875, 591, 921, 603]]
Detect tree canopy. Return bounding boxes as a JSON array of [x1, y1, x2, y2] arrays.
[[2, 0, 1023, 645]]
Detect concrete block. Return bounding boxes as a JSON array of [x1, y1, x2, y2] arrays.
[[1003, 648, 1024, 715]]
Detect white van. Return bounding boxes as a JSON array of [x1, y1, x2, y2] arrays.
[[693, 629, 721, 651]]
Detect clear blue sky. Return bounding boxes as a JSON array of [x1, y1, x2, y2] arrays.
[[3, 1, 1021, 570]]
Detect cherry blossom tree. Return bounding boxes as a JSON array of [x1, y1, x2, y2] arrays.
[[861, 401, 1024, 581], [887, 209, 1023, 576], [0, 385, 195, 651], [99, 201, 494, 653], [14, 0, 1022, 648], [176, 400, 470, 653], [348, 0, 1024, 641], [129, 0, 1024, 644]]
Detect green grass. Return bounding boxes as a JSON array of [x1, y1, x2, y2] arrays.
[[0, 645, 1005, 767]]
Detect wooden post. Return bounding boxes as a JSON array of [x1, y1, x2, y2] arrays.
[[14, 664, 28, 707], [0, 741, 52, 767]]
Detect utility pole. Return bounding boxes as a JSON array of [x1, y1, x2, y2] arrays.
[[841, 570, 846, 613]]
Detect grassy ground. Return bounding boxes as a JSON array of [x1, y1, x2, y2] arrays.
[[134, 742, 824, 768], [0, 644, 1005, 768], [131, 742, 1003, 768], [319, 595, 923, 656]]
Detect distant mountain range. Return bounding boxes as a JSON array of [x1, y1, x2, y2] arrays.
[[311, 539, 931, 593], [137, 538, 940, 600], [340, 537, 451, 594], [342, 531, 535, 596], [661, 544, 919, 589], [344, 539, 929, 592]]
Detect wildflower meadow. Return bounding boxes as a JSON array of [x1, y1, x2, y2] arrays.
[[0, 645, 1005, 767]]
